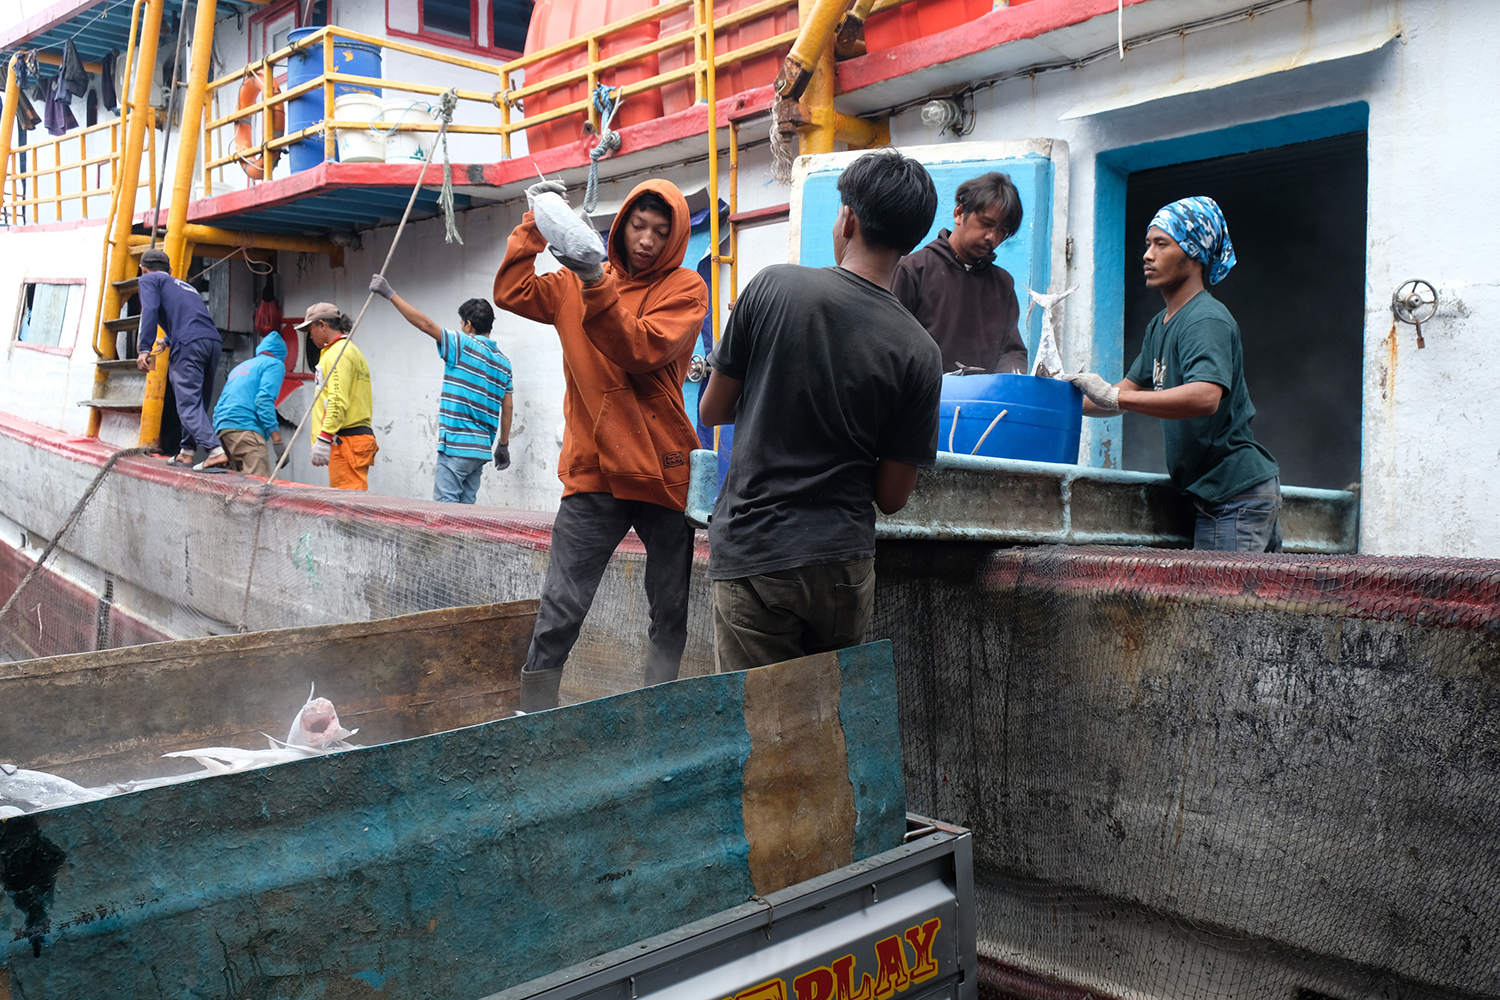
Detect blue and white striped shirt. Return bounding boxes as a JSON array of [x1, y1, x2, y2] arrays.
[[437, 329, 513, 461]]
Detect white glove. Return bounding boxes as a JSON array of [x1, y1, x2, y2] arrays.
[[526, 179, 567, 212], [369, 273, 395, 301], [310, 435, 332, 467], [1062, 372, 1120, 411], [552, 251, 604, 286]]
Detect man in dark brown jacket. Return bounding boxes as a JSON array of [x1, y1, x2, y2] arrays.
[[892, 172, 1029, 375]]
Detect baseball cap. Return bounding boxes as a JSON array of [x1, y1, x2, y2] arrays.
[[139, 248, 171, 271], [294, 302, 341, 330]]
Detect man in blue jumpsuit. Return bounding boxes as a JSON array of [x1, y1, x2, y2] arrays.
[[135, 247, 227, 469]]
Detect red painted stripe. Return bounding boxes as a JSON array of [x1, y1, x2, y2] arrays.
[[0, 412, 709, 559], [729, 202, 790, 226], [836, 0, 1155, 96], [0, 541, 169, 658], [0, 217, 109, 234], [978, 955, 1121, 1000], [979, 547, 1500, 632]]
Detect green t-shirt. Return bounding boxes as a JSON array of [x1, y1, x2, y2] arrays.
[[1126, 291, 1278, 504]]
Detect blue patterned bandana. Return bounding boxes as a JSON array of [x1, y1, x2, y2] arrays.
[[1148, 196, 1236, 285]]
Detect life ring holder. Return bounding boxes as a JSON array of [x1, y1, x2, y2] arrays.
[[231, 67, 285, 181]]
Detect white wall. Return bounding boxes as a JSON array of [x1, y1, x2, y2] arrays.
[[861, 0, 1498, 557]]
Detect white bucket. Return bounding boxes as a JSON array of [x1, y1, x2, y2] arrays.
[[379, 99, 439, 164], [333, 92, 386, 163]]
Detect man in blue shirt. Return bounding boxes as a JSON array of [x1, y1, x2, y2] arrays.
[[135, 248, 226, 469], [370, 274, 514, 504], [210, 331, 287, 477]]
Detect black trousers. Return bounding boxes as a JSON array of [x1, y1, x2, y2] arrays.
[[524, 492, 695, 685]]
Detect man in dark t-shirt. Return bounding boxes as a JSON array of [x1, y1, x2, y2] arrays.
[[1065, 197, 1281, 552], [892, 171, 1029, 374], [135, 248, 227, 470], [698, 150, 942, 672]]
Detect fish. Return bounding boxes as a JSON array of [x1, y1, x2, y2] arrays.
[[285, 684, 358, 749], [0, 763, 103, 812], [161, 746, 317, 774]]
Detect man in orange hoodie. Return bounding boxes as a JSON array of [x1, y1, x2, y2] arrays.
[[496, 179, 707, 711]]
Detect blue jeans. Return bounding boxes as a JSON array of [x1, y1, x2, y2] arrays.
[[167, 337, 222, 454], [1193, 475, 1283, 552], [433, 452, 486, 504]]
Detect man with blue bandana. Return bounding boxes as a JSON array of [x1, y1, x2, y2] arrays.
[[1065, 197, 1282, 552]]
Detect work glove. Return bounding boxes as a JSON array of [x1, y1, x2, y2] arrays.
[[1062, 371, 1120, 411], [525, 179, 567, 213], [369, 273, 395, 301], [553, 251, 604, 287], [492, 440, 511, 471], [310, 434, 333, 467]]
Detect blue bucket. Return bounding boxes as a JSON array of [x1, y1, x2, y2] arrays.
[[938, 373, 1083, 464], [285, 27, 383, 174]]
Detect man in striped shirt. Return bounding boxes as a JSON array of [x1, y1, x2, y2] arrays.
[[371, 274, 514, 504]]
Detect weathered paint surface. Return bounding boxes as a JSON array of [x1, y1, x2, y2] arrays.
[[876, 543, 1500, 998], [0, 642, 905, 998]]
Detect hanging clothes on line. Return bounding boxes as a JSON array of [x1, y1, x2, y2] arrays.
[[60, 39, 90, 100], [14, 89, 41, 131], [41, 75, 78, 136], [100, 50, 119, 111]]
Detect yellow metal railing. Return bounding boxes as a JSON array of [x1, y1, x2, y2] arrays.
[[0, 110, 158, 225], [199, 3, 800, 187]]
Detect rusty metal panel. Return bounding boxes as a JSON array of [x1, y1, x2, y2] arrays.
[[878, 454, 1358, 553], [0, 600, 538, 786], [0, 641, 906, 998]]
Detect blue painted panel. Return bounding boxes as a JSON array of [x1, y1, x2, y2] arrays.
[[0, 643, 906, 998], [798, 156, 1056, 355], [1088, 103, 1370, 468], [837, 641, 908, 860]]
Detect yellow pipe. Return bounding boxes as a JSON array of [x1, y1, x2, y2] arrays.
[[798, 0, 839, 155], [142, 0, 219, 450], [92, 0, 166, 439], [835, 111, 887, 149], [834, 0, 878, 58], [706, 0, 721, 346], [0, 55, 21, 218], [774, 0, 853, 102]]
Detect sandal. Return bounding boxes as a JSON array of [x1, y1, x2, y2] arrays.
[[192, 459, 230, 474], [165, 455, 194, 467]]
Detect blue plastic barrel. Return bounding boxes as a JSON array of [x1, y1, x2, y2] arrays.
[[285, 27, 383, 174], [938, 373, 1084, 464]]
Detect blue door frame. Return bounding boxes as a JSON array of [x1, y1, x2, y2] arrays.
[[1087, 102, 1370, 467]]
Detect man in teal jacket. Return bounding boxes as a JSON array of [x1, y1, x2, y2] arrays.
[[209, 331, 288, 477]]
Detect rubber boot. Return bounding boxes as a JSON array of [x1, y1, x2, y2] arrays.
[[642, 644, 681, 688], [519, 667, 564, 712]]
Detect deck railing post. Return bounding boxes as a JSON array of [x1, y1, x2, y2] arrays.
[[0, 54, 20, 224]]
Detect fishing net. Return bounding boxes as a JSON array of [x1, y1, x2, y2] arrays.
[[0, 447, 716, 696], [874, 543, 1500, 1000]]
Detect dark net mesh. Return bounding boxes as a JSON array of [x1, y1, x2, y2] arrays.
[[876, 543, 1500, 1000]]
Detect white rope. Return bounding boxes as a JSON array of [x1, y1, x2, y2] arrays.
[[235, 92, 461, 631]]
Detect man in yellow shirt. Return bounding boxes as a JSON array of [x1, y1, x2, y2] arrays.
[[296, 302, 378, 491]]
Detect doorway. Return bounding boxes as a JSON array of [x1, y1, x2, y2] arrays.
[[1120, 131, 1367, 491]]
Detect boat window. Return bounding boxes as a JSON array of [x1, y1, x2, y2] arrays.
[[15, 281, 85, 351], [423, 0, 474, 40], [492, 0, 532, 53]]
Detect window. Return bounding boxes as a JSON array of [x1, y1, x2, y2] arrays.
[[15, 280, 85, 353], [250, 0, 300, 64], [387, 0, 533, 58]]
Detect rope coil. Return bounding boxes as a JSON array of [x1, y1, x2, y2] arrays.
[[584, 84, 623, 213]]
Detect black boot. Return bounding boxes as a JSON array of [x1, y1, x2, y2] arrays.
[[642, 644, 681, 687], [519, 667, 564, 712]]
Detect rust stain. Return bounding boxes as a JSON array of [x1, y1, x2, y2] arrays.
[[1383, 324, 1399, 403], [741, 652, 857, 895]]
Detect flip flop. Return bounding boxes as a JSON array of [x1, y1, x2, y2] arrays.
[[191, 460, 230, 474], [165, 456, 194, 467]]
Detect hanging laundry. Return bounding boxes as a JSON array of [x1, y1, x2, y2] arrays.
[[14, 90, 41, 131], [86, 88, 98, 127], [60, 39, 90, 100], [41, 75, 78, 137], [100, 50, 119, 111]]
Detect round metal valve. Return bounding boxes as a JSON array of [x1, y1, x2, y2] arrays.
[[686, 355, 708, 382], [1391, 279, 1438, 326]]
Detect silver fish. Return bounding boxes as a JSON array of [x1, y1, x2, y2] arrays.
[[0, 763, 103, 812]]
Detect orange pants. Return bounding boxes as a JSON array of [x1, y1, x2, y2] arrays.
[[329, 434, 379, 490]]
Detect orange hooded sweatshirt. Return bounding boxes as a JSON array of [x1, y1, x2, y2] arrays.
[[494, 179, 707, 511]]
